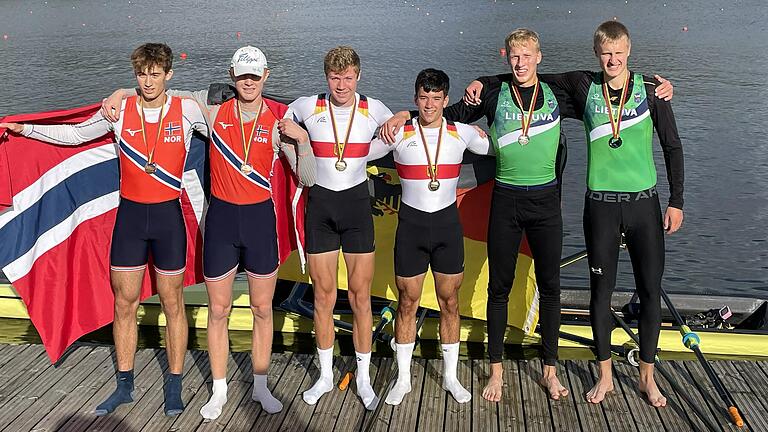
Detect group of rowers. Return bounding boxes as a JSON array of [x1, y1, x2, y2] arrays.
[[0, 19, 684, 419]]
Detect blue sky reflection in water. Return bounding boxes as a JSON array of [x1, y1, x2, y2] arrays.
[[0, 0, 766, 297]]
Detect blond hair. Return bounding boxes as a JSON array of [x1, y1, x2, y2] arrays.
[[593, 21, 631, 52], [130, 43, 173, 74], [505, 28, 541, 52], [324, 46, 360, 75]]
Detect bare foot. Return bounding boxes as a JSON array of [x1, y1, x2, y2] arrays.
[[539, 374, 569, 400], [585, 377, 614, 404], [638, 360, 667, 407], [482, 374, 503, 402]]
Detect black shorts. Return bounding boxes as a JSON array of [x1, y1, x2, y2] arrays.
[[394, 203, 464, 277], [305, 182, 375, 254], [110, 197, 187, 274], [203, 196, 279, 281]]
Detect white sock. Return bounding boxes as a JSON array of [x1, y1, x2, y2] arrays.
[[385, 342, 415, 405], [200, 378, 227, 420], [355, 351, 377, 409], [441, 343, 471, 403], [303, 346, 334, 405], [252, 374, 283, 414]]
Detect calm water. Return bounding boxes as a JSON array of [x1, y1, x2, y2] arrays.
[[1, 0, 766, 298]]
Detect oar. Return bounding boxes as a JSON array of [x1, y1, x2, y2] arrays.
[[609, 309, 724, 432], [338, 305, 396, 391], [560, 249, 588, 268], [658, 288, 745, 427]]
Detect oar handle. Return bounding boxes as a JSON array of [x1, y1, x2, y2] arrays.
[[729, 406, 745, 427]]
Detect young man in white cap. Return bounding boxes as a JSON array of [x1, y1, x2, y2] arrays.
[[101, 45, 315, 419], [2, 43, 209, 416]]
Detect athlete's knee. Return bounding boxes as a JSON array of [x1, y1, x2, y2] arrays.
[[397, 291, 420, 317], [250, 300, 272, 321], [347, 288, 371, 314], [312, 285, 337, 310], [487, 284, 512, 305], [113, 290, 140, 315], [208, 301, 232, 322], [160, 294, 185, 318]]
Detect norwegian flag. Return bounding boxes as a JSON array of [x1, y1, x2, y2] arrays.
[[0, 103, 206, 362]]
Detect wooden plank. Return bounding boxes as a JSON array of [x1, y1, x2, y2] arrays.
[[386, 358, 425, 432], [650, 362, 709, 432], [224, 353, 292, 431], [304, 355, 349, 431], [611, 361, 665, 432], [30, 347, 117, 432], [84, 348, 168, 431], [549, 361, 580, 432], [565, 360, 609, 431], [0, 344, 27, 371], [589, 361, 634, 432], [56, 348, 158, 432], [732, 360, 768, 413], [141, 349, 210, 431], [170, 351, 241, 431], [472, 360, 498, 432], [444, 359, 471, 432], [684, 360, 743, 432], [519, 359, 552, 432], [196, 352, 253, 431], [335, 356, 386, 432], [278, 353, 337, 432], [498, 359, 524, 432], [0, 344, 48, 404], [713, 361, 768, 432], [363, 357, 395, 432], [417, 359, 445, 432], [248, 353, 313, 432], [657, 361, 726, 432], [3, 346, 110, 431]]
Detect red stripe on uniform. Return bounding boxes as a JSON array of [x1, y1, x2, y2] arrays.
[[395, 162, 462, 180], [310, 141, 371, 158]]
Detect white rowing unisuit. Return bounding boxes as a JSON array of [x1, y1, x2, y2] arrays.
[[369, 117, 492, 213], [287, 93, 393, 191]]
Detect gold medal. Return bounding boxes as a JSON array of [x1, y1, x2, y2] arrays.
[[139, 95, 168, 175], [328, 95, 358, 173], [144, 162, 157, 174], [237, 99, 264, 175], [416, 118, 443, 192], [602, 72, 630, 150], [510, 80, 539, 147]]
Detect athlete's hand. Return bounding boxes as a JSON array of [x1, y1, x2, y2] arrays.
[[463, 80, 484, 106], [471, 125, 487, 138], [664, 207, 683, 234], [278, 118, 308, 144], [0, 122, 24, 135], [654, 75, 674, 101], [101, 90, 127, 122], [379, 111, 410, 144]]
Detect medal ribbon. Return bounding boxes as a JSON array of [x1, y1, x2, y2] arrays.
[[416, 118, 443, 182], [510, 80, 539, 138], [327, 95, 358, 165], [139, 94, 169, 167], [602, 72, 630, 141], [237, 99, 264, 167]]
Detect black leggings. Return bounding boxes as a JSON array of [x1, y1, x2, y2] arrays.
[[486, 184, 562, 366], [583, 189, 664, 364]]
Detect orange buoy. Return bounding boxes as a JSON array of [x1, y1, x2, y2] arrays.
[[236, 31, 241, 39], [180, 52, 188, 59], [500, 47, 507, 57]]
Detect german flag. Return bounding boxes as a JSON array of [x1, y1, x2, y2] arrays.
[[446, 120, 460, 140], [313, 93, 327, 115], [357, 94, 369, 117], [403, 121, 416, 140]]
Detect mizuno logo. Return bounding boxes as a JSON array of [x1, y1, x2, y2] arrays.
[[218, 122, 234, 130], [590, 267, 603, 275], [125, 128, 142, 137], [406, 141, 418, 148], [316, 117, 327, 124]]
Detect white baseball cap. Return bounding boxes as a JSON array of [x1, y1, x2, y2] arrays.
[[230, 46, 268, 77]]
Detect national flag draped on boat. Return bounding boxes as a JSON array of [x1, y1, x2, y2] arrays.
[[0, 102, 306, 362]]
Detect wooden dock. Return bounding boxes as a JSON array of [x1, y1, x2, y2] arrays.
[[0, 343, 767, 431]]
